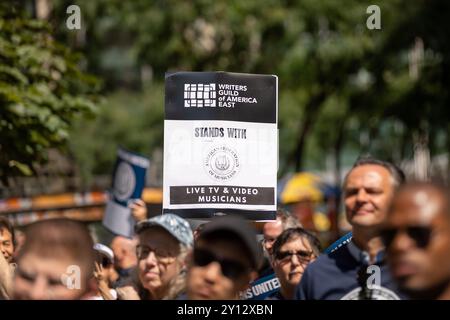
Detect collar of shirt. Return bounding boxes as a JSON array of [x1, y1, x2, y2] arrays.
[[118, 267, 133, 277], [347, 240, 385, 265]]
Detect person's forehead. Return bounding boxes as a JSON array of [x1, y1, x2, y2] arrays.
[[263, 221, 282, 236], [388, 188, 446, 225], [280, 236, 311, 251], [110, 237, 128, 249], [197, 237, 248, 261], [346, 165, 391, 186], [19, 253, 75, 276], [0, 226, 12, 240]]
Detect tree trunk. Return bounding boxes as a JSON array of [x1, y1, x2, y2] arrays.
[[292, 91, 327, 171], [331, 118, 345, 240]]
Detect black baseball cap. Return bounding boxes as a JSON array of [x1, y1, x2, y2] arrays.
[[198, 214, 262, 270]]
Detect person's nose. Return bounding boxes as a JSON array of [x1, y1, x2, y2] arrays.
[[356, 189, 369, 203], [29, 276, 48, 300], [264, 239, 274, 252], [390, 230, 415, 253], [144, 251, 158, 268], [0, 246, 9, 260], [203, 261, 222, 284], [290, 254, 301, 267]]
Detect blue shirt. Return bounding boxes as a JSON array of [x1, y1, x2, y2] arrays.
[[295, 240, 406, 300], [265, 289, 287, 300]]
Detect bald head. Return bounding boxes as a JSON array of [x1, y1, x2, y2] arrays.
[[110, 236, 137, 270], [388, 183, 449, 225], [383, 182, 450, 299], [262, 211, 302, 255]]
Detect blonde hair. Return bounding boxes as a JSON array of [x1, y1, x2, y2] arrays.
[[134, 243, 190, 300], [163, 243, 190, 300]]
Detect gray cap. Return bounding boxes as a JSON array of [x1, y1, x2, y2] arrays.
[[135, 213, 194, 247]]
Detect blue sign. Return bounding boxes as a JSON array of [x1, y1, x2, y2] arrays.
[[324, 232, 352, 254], [103, 148, 150, 237], [241, 273, 280, 300]]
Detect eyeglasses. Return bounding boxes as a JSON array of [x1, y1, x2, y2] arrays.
[[136, 244, 177, 264], [193, 248, 249, 281], [262, 238, 276, 245], [274, 250, 315, 263], [380, 226, 433, 249]]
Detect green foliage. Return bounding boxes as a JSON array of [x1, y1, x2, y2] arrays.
[[69, 84, 164, 186], [44, 0, 450, 183], [0, 5, 101, 183]]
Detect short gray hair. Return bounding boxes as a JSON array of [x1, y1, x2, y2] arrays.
[[276, 209, 303, 230], [344, 156, 406, 190]]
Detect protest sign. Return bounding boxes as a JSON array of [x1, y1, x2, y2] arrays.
[[241, 273, 280, 300], [103, 148, 150, 237], [324, 232, 353, 254], [163, 71, 278, 220]]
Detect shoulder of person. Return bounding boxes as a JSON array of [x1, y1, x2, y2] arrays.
[[265, 289, 284, 300], [298, 242, 355, 287], [306, 244, 348, 271], [295, 244, 354, 300], [175, 293, 188, 300]]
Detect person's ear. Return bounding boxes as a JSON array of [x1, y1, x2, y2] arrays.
[[270, 256, 276, 269], [238, 271, 258, 292], [178, 248, 192, 273], [249, 271, 258, 283], [185, 250, 194, 267]]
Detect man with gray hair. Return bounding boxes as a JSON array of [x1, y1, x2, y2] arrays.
[[262, 209, 302, 256], [295, 157, 407, 299], [259, 209, 302, 278]]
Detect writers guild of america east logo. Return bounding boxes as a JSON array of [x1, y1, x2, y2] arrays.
[[204, 146, 240, 181], [114, 162, 136, 201], [184, 83, 216, 107]]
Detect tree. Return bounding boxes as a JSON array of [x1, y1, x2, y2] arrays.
[[48, 0, 450, 185], [0, 4, 100, 184]]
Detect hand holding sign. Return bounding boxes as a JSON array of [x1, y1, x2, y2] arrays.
[[103, 148, 150, 237], [129, 199, 147, 222]]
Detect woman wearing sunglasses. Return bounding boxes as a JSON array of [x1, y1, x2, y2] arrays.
[[268, 228, 321, 300], [186, 215, 262, 300], [117, 214, 193, 300]]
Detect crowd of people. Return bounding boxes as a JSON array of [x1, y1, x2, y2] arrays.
[[1, 156, 450, 300]]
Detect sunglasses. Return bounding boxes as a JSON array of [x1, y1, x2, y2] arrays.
[[193, 248, 249, 281], [380, 226, 433, 248], [136, 244, 177, 264], [274, 250, 314, 263]]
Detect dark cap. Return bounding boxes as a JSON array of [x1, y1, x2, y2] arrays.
[[198, 215, 262, 270]]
